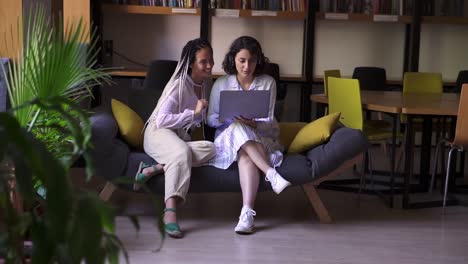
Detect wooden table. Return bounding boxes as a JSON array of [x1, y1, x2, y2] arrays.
[[311, 91, 459, 116], [311, 91, 460, 208]]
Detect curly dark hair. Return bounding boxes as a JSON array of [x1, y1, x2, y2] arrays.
[[222, 36, 269, 76], [175, 38, 213, 78]]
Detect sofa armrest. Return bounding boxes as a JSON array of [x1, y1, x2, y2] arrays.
[[307, 127, 369, 179], [90, 111, 130, 181]]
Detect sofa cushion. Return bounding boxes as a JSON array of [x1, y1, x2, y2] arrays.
[[288, 112, 341, 154], [111, 99, 144, 149], [139, 153, 312, 194], [306, 127, 369, 179], [278, 122, 306, 149]]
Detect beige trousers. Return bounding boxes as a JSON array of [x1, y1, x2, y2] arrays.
[[144, 127, 216, 202]]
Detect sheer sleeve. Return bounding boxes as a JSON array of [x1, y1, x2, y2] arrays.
[[155, 84, 194, 129]]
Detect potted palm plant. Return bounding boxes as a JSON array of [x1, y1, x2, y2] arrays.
[[0, 4, 136, 263]]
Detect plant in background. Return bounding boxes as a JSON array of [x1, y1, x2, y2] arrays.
[[0, 97, 127, 263], [0, 3, 135, 263], [4, 4, 110, 128], [2, 3, 110, 193]]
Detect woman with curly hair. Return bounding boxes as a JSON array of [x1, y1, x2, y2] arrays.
[[207, 36, 290, 234]]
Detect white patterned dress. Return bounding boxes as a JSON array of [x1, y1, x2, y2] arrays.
[[207, 74, 284, 169]]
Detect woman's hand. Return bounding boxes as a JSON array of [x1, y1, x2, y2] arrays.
[[194, 99, 208, 116], [234, 116, 257, 128]]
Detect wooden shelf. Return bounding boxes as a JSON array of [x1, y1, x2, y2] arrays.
[[212, 72, 305, 82], [108, 68, 146, 78], [110, 69, 305, 81], [422, 16, 468, 25], [211, 9, 306, 19], [316, 12, 411, 24], [102, 4, 200, 16]]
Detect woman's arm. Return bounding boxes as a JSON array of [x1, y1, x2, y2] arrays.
[[207, 78, 224, 128], [155, 85, 195, 129]]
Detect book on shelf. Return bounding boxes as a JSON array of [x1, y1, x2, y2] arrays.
[[209, 0, 307, 12], [318, 0, 413, 16]]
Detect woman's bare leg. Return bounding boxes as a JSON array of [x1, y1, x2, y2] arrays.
[[237, 149, 260, 208], [240, 141, 271, 174]]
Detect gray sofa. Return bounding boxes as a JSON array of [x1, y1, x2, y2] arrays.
[[91, 61, 368, 223], [91, 107, 368, 224]]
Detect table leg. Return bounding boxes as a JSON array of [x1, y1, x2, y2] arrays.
[[419, 117, 433, 190], [403, 115, 414, 209], [389, 114, 397, 208]]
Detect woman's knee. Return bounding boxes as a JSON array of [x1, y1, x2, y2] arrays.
[[238, 149, 254, 166], [240, 140, 259, 150], [173, 144, 192, 163]]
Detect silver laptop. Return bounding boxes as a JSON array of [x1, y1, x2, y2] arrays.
[[219, 90, 271, 120]]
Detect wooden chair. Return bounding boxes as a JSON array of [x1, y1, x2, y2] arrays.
[[429, 84, 468, 209]]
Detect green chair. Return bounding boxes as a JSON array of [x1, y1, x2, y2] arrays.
[[323, 69, 341, 96], [328, 76, 394, 192], [396, 72, 443, 169], [403, 72, 443, 94]]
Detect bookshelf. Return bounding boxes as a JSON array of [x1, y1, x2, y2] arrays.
[[102, 0, 312, 83], [314, 0, 468, 83], [316, 12, 411, 23], [102, 3, 201, 15], [422, 16, 468, 25], [100, 1, 201, 70], [66, 0, 468, 119]]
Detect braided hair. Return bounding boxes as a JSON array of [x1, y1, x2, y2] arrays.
[[174, 38, 213, 80], [146, 38, 213, 138], [222, 36, 269, 76]]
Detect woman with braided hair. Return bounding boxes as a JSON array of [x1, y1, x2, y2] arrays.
[[141, 38, 216, 238]]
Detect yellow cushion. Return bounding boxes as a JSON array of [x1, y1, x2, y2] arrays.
[[111, 99, 144, 149], [278, 122, 307, 149], [287, 112, 341, 154]]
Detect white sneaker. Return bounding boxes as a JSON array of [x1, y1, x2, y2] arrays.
[[265, 168, 291, 194], [234, 207, 256, 234]]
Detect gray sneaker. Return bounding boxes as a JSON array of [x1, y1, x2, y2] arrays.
[[234, 208, 256, 234], [265, 168, 291, 194]]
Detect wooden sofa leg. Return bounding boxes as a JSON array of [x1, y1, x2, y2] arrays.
[[99, 181, 116, 201], [302, 183, 333, 224]]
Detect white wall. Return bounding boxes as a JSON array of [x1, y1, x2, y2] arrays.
[[103, 13, 468, 82], [210, 17, 304, 76], [102, 13, 200, 68], [314, 20, 406, 81], [419, 23, 468, 82]]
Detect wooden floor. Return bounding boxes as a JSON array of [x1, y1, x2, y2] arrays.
[[114, 186, 468, 264], [76, 145, 468, 264]]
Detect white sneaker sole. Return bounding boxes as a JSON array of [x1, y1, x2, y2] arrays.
[[235, 226, 254, 234], [273, 181, 291, 194]]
